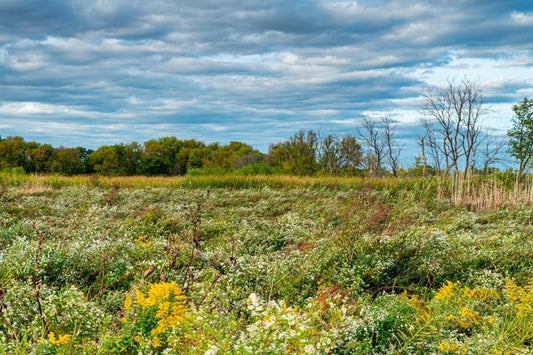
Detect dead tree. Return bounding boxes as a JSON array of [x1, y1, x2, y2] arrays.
[[421, 78, 486, 176]]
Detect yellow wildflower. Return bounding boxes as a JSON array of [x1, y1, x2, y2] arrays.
[[446, 307, 481, 330], [124, 293, 132, 311], [460, 307, 480, 325], [503, 279, 533, 315], [136, 282, 185, 308], [463, 287, 498, 301], [48, 332, 71, 346], [152, 302, 188, 335], [152, 335, 162, 347], [446, 315, 471, 329], [516, 303, 532, 315], [437, 339, 466, 354], [435, 281, 456, 302], [125, 282, 189, 348]]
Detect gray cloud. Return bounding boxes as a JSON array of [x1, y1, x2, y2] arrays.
[[0, 0, 532, 158]]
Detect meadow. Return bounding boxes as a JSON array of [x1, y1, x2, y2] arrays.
[[1, 173, 533, 354]]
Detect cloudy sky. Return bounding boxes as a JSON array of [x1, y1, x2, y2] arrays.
[[0, 0, 532, 159]]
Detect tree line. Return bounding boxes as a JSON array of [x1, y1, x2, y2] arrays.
[[1, 79, 532, 177]]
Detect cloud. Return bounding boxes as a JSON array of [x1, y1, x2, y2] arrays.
[[0, 0, 532, 159], [511, 11, 533, 25]]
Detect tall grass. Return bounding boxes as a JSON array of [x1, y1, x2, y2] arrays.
[[0, 173, 436, 191], [448, 173, 533, 210], [2, 172, 532, 211]]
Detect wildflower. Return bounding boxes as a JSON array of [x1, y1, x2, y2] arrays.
[[503, 279, 533, 314], [437, 339, 466, 353], [49, 332, 71, 346], [135, 282, 186, 308], [463, 287, 498, 301], [435, 281, 456, 302], [446, 307, 480, 330], [152, 335, 162, 347], [460, 307, 480, 325], [124, 293, 132, 311]]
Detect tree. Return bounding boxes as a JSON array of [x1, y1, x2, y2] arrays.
[[89, 145, 127, 176], [358, 117, 385, 176], [421, 78, 486, 175], [317, 134, 341, 175], [507, 97, 533, 176], [381, 116, 404, 177], [316, 133, 362, 175], [338, 135, 362, 175], [268, 130, 318, 176], [0, 136, 39, 172], [358, 116, 402, 177], [477, 130, 506, 175], [54, 147, 84, 175], [31, 144, 55, 173], [205, 141, 262, 170]]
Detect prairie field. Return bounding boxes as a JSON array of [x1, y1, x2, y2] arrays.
[[1, 173, 533, 354]]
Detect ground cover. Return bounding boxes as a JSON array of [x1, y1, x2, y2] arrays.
[[0, 174, 532, 354]]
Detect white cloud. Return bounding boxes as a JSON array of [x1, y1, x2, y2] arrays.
[[511, 11, 533, 25], [282, 53, 299, 65]]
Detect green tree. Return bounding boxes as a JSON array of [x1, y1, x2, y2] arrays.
[[206, 141, 262, 170], [507, 97, 533, 176], [89, 145, 127, 176], [53, 147, 84, 175], [339, 135, 363, 175], [0, 136, 37, 172], [174, 140, 206, 175], [268, 130, 318, 176], [138, 137, 192, 175], [31, 144, 55, 173]]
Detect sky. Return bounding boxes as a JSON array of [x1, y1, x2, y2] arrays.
[[0, 0, 532, 163]]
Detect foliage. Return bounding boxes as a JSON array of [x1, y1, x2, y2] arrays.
[[508, 97, 533, 176], [1, 175, 533, 353]]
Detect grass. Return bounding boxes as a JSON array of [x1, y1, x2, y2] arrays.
[[0, 172, 532, 353]]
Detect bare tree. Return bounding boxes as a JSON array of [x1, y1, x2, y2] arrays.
[[420, 119, 443, 172], [358, 116, 385, 176], [478, 130, 506, 174], [421, 78, 486, 176], [358, 115, 403, 177], [381, 116, 404, 177]]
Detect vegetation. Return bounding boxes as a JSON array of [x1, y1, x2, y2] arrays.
[[1, 88, 522, 179], [507, 98, 533, 177], [1, 173, 533, 353], [1, 87, 532, 353]]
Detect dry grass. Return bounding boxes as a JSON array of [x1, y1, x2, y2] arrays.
[[448, 173, 533, 211], [4, 172, 533, 211], [0, 173, 432, 191]]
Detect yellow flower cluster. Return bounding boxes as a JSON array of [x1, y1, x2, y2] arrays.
[[135, 282, 186, 308], [446, 307, 481, 329], [135, 235, 152, 248], [152, 300, 188, 335], [504, 279, 533, 315], [48, 332, 71, 346], [124, 282, 188, 348], [437, 339, 467, 354], [463, 286, 498, 301], [405, 293, 431, 321], [435, 281, 456, 302]]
